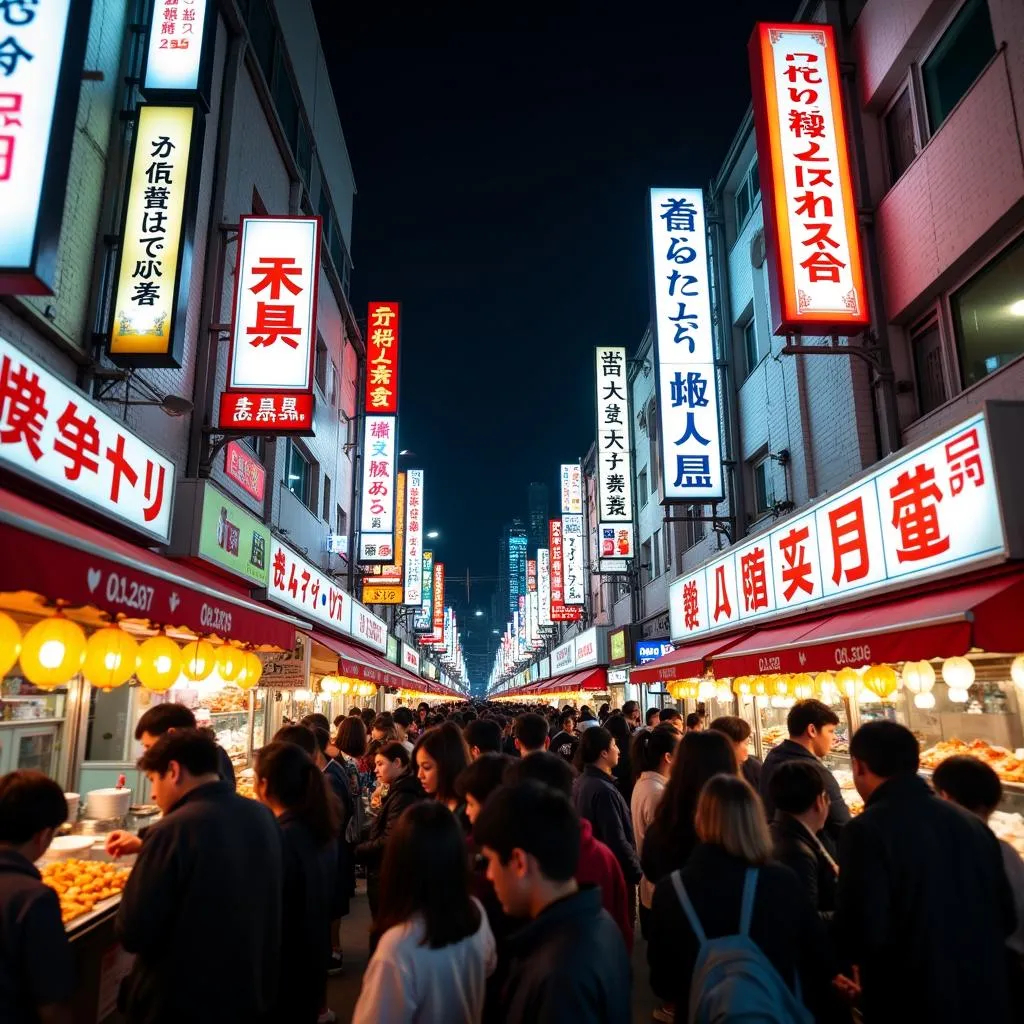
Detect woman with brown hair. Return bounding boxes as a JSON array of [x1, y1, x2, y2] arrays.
[[413, 722, 472, 829]]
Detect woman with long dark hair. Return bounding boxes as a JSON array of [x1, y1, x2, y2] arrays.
[[604, 713, 636, 805], [335, 715, 371, 806], [255, 741, 340, 1024], [352, 802, 496, 1024], [414, 722, 472, 826]]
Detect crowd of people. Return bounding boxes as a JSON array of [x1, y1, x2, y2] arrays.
[[1, 696, 1022, 1023]]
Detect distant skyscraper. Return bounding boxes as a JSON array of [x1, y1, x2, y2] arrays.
[[496, 518, 528, 623], [527, 482, 549, 553]]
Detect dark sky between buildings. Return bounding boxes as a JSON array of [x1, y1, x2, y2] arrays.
[[313, 2, 794, 618]]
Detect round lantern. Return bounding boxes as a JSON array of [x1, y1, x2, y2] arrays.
[[835, 666, 860, 699], [136, 636, 182, 692], [19, 616, 86, 688], [863, 664, 898, 701], [82, 627, 138, 690], [913, 691, 936, 710], [320, 675, 342, 694], [181, 639, 216, 682], [752, 676, 767, 697], [1012, 655, 1024, 688], [942, 656, 974, 704], [214, 644, 244, 682], [293, 688, 312, 702], [698, 678, 717, 701], [792, 674, 815, 700], [732, 676, 752, 696], [0, 612, 22, 678]]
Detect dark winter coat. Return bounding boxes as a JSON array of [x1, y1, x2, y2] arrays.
[[770, 813, 838, 921], [641, 811, 698, 887], [323, 758, 354, 917], [573, 765, 642, 885]]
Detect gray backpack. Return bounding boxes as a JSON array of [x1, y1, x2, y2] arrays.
[[671, 867, 814, 1024]]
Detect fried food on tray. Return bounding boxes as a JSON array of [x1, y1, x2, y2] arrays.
[[41, 858, 131, 925]]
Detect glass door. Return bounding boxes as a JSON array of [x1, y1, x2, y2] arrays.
[[12, 724, 59, 775]]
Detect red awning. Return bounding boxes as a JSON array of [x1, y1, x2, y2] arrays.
[[0, 487, 302, 649], [631, 630, 754, 685], [537, 667, 607, 693], [309, 630, 442, 694], [710, 570, 1024, 678]]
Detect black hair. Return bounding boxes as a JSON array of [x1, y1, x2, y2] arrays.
[[787, 699, 840, 738], [463, 710, 478, 723], [849, 720, 920, 778], [598, 702, 611, 721], [576, 726, 614, 768], [310, 725, 331, 755], [377, 741, 411, 767], [0, 771, 68, 843], [255, 741, 340, 846], [274, 723, 317, 756], [685, 713, 703, 729], [455, 753, 511, 802], [376, 802, 481, 948], [347, 707, 362, 719], [932, 755, 1003, 815], [632, 723, 679, 775], [473, 781, 580, 881], [769, 760, 826, 816], [646, 707, 661, 726], [605, 714, 631, 762], [464, 719, 502, 755], [393, 707, 414, 729], [300, 713, 331, 733], [334, 714, 348, 727], [335, 716, 368, 758], [578, 706, 596, 722], [504, 750, 577, 797], [413, 723, 471, 805], [559, 710, 576, 727], [659, 707, 682, 723], [709, 716, 752, 744], [622, 700, 639, 718], [135, 702, 196, 740], [514, 713, 549, 752], [361, 708, 377, 729], [138, 728, 220, 777]]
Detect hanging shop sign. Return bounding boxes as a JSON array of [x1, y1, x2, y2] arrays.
[[0, 0, 92, 295], [219, 215, 321, 432], [552, 637, 575, 674], [142, 0, 215, 106], [595, 346, 635, 567], [608, 667, 630, 685], [401, 641, 420, 674], [414, 549, 434, 632], [574, 627, 604, 669], [427, 561, 445, 645], [648, 187, 723, 501], [562, 513, 586, 605], [537, 547, 553, 628], [349, 595, 388, 653], [636, 638, 675, 666], [223, 440, 265, 502], [386, 633, 400, 664], [403, 469, 424, 605], [358, 414, 397, 562], [0, 337, 174, 543], [365, 301, 400, 414], [748, 22, 869, 336], [259, 633, 310, 689], [609, 627, 628, 665], [668, 411, 1010, 642], [266, 539, 351, 635], [109, 105, 202, 367], [508, 532, 527, 616], [549, 518, 582, 622], [561, 463, 582, 515], [362, 470, 405, 604]]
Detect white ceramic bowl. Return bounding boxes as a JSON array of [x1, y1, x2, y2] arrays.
[[44, 835, 95, 860], [85, 788, 132, 820], [63, 792, 80, 822]]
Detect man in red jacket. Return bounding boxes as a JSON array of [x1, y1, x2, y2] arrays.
[[507, 752, 632, 949]]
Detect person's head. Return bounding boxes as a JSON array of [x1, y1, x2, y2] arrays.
[[334, 716, 368, 759], [254, 740, 339, 845], [933, 755, 1003, 822], [645, 707, 661, 728], [685, 712, 704, 732], [463, 709, 478, 724], [769, 760, 830, 833], [514, 713, 550, 755], [695, 774, 773, 865], [632, 723, 679, 778], [848, 720, 920, 800], [273, 723, 317, 756], [376, 801, 481, 948], [464, 719, 502, 759], [135, 702, 197, 750], [417, 703, 429, 722], [393, 706, 414, 738], [622, 700, 640, 726], [371, 713, 399, 745], [374, 741, 411, 786], [473, 781, 580, 918], [414, 722, 471, 805], [604, 713, 631, 755], [347, 707, 362, 719], [709, 716, 752, 765], [787, 699, 840, 759], [575, 726, 618, 774], [578, 705, 596, 722], [361, 707, 377, 730], [505, 749, 577, 796], [659, 707, 684, 735], [300, 712, 331, 733], [559, 710, 576, 734], [138, 728, 220, 813], [335, 714, 347, 728], [455, 753, 511, 824], [0, 771, 68, 861], [598, 702, 610, 722]]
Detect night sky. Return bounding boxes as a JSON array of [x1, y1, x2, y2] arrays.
[[313, 2, 793, 669]]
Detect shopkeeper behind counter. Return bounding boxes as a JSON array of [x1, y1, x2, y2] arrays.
[[0, 771, 73, 1024]]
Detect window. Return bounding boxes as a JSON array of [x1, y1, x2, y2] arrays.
[[272, 49, 300, 152], [747, 160, 760, 206], [314, 333, 328, 394], [336, 505, 348, 540], [284, 440, 313, 509], [752, 458, 773, 517], [322, 475, 331, 523], [678, 505, 706, 559], [647, 398, 661, 493], [734, 160, 760, 230], [742, 317, 759, 375], [641, 540, 653, 586], [951, 236, 1024, 388], [922, 0, 995, 133], [884, 88, 917, 184], [240, 435, 266, 461], [910, 317, 948, 416], [652, 529, 661, 578], [638, 468, 648, 508], [246, 0, 275, 85]]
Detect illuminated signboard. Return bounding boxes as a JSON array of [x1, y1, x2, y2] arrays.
[[749, 22, 869, 335], [219, 215, 321, 432], [402, 642, 420, 674], [430, 562, 445, 645], [537, 547, 553, 627], [636, 639, 675, 666], [362, 471, 405, 604], [223, 440, 266, 502], [403, 469, 424, 606], [548, 518, 582, 622], [648, 187, 723, 501], [562, 513, 585, 606], [595, 346, 635, 567], [142, 0, 214, 104], [109, 105, 201, 366], [365, 301, 400, 414], [414, 549, 434, 632], [349, 595, 388, 654], [267, 538, 351, 635], [0, 0, 91, 295], [358, 415, 397, 562], [508, 532, 527, 616], [561, 463, 582, 514]]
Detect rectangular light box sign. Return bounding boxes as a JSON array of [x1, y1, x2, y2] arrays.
[[142, 0, 214, 105]]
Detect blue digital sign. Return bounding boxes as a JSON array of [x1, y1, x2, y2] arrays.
[[635, 639, 674, 666]]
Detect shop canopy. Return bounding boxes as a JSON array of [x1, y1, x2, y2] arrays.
[[630, 631, 755, 686], [539, 667, 607, 693], [0, 488, 302, 649]]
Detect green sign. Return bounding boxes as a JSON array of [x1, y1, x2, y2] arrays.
[[197, 485, 270, 586], [387, 634, 400, 664]]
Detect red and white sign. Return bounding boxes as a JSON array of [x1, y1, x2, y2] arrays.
[[548, 518, 582, 622], [358, 414, 397, 562], [219, 215, 321, 433], [561, 463, 582, 515], [365, 302, 400, 414], [562, 513, 586, 606], [537, 547, 553, 627], [267, 538, 351, 635], [223, 440, 266, 502], [749, 23, 868, 335], [349, 595, 388, 653], [143, 0, 211, 94], [553, 640, 575, 674], [0, 337, 174, 543], [401, 641, 420, 674], [669, 413, 1003, 642], [403, 469, 424, 605]]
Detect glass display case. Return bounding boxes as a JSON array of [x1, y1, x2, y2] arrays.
[[0, 669, 69, 778]]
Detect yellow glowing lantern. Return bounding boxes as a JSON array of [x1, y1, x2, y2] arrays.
[[136, 635, 182, 692], [181, 639, 216, 682], [19, 616, 86, 688], [732, 675, 752, 696], [237, 653, 263, 690], [214, 644, 244, 682], [752, 676, 767, 697], [320, 675, 342, 694], [863, 664, 898, 700], [0, 612, 22, 677], [82, 627, 138, 690], [835, 666, 860, 699], [1012, 655, 1024, 688], [792, 673, 815, 700], [769, 675, 789, 697]]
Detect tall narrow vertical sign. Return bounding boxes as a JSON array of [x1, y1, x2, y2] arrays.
[[595, 346, 635, 568], [403, 469, 424, 605]]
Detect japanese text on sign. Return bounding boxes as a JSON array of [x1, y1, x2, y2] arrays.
[[358, 414, 397, 562], [363, 470, 405, 594], [648, 187, 723, 500], [561, 463, 582, 515], [414, 550, 434, 632], [144, 0, 209, 93], [403, 469, 424, 605], [562, 513, 585, 606], [537, 547, 553, 627], [365, 302, 400, 414], [595, 346, 635, 562], [267, 538, 351, 635]]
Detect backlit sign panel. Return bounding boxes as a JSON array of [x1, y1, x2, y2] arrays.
[[223, 440, 265, 502], [142, 0, 213, 101], [537, 547, 553, 627], [362, 470, 405, 603], [358, 415, 397, 562], [365, 302, 400, 414], [595, 346, 635, 566], [636, 639, 675, 666], [562, 513, 586, 606], [414, 550, 434, 632], [403, 469, 424, 605], [561, 463, 582, 514], [267, 539, 351, 635], [749, 23, 869, 335], [549, 518, 582, 622]]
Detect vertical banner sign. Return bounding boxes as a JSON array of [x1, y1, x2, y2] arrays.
[[561, 463, 583, 515], [537, 548, 553, 627], [0, 0, 91, 295], [508, 533, 527, 617], [561, 513, 586, 606], [219, 215, 321, 431], [109, 106, 200, 367], [403, 469, 424, 605], [648, 187, 723, 501], [548, 519, 581, 622], [749, 23, 869, 336], [595, 346, 635, 565], [431, 562, 445, 644], [358, 415, 397, 562], [362, 471, 405, 604], [365, 301, 400, 413], [143, 0, 214, 104], [414, 549, 434, 632]]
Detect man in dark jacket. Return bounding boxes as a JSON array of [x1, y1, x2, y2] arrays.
[[114, 729, 281, 1024], [837, 721, 1016, 1023], [135, 703, 235, 788], [550, 711, 580, 762], [759, 699, 849, 847], [474, 781, 631, 1023]]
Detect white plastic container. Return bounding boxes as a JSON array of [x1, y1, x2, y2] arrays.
[[43, 835, 95, 860], [63, 792, 80, 822], [85, 787, 132, 820]]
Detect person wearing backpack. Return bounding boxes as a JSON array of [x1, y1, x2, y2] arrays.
[[647, 773, 844, 1023]]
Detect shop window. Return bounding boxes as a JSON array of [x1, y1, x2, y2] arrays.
[[742, 317, 759, 375], [910, 317, 948, 416], [314, 333, 329, 395], [951, 236, 1024, 387], [884, 87, 917, 185], [922, 0, 995, 134], [285, 439, 313, 509], [638, 468, 648, 508], [322, 475, 332, 524], [751, 457, 773, 517]]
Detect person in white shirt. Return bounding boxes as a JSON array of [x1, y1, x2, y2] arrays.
[[352, 801, 495, 1024]]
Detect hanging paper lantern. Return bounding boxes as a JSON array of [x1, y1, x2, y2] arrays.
[[82, 627, 138, 690], [914, 691, 936, 710], [136, 635, 182, 692], [19, 616, 86, 688], [918, 660, 936, 691], [902, 661, 923, 693], [697, 678, 717, 701], [1012, 655, 1024, 688], [320, 675, 342, 694], [792, 673, 815, 700], [0, 612, 22, 678], [942, 656, 974, 704], [863, 664, 898, 700], [214, 644, 244, 682], [181, 639, 216, 682], [769, 675, 789, 697], [752, 676, 767, 697], [835, 666, 860, 699]]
